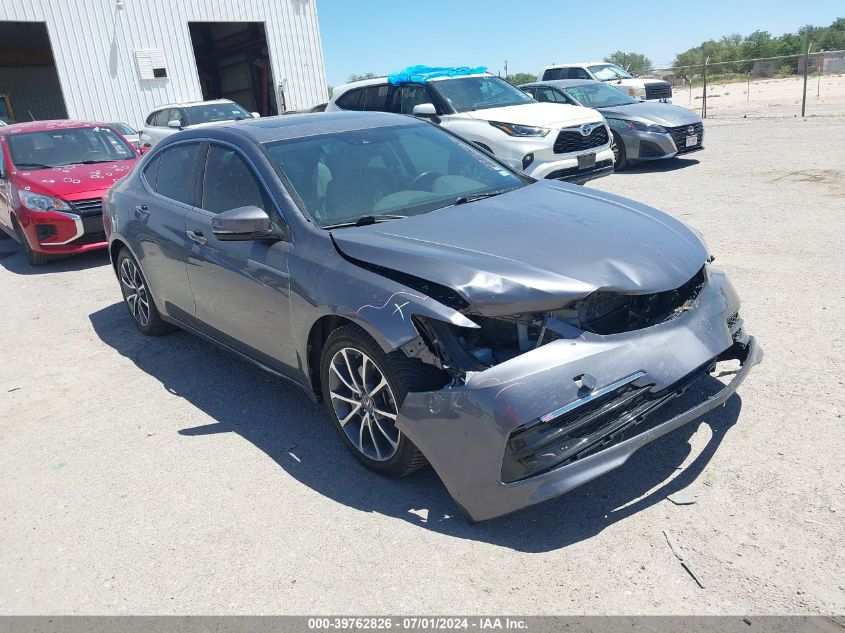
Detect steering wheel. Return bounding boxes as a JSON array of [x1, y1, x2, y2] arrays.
[[408, 171, 441, 191]]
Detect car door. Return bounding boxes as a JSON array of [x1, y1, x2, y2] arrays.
[[184, 141, 296, 371], [135, 141, 204, 321], [140, 111, 161, 147]]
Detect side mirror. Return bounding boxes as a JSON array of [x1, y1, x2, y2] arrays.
[[251, 112, 261, 118], [139, 145, 150, 155], [167, 120, 182, 129], [412, 103, 437, 118], [211, 205, 277, 241]]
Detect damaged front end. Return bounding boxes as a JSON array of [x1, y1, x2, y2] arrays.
[[391, 265, 761, 522]]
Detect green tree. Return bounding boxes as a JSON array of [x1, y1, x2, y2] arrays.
[[348, 72, 377, 82], [505, 72, 537, 86], [604, 51, 653, 75]]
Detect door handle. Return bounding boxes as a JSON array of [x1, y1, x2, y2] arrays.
[[187, 229, 207, 245], [134, 204, 150, 218]]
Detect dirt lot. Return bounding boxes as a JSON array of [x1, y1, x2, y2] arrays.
[[1, 116, 843, 615], [671, 73, 845, 119]]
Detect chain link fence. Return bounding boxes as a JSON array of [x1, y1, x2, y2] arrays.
[[647, 50, 845, 119]]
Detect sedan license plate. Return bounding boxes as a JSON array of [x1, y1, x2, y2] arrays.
[[578, 153, 596, 170], [685, 134, 698, 147]]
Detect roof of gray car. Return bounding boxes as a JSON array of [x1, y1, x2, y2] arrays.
[[212, 111, 422, 143]]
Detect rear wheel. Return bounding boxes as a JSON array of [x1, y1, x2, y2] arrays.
[[611, 131, 628, 171], [320, 324, 445, 478], [14, 222, 49, 266], [116, 249, 174, 335]]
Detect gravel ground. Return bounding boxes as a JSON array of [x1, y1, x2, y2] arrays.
[[0, 116, 843, 615]]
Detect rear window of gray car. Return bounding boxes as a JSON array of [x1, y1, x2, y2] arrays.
[[148, 143, 201, 205]]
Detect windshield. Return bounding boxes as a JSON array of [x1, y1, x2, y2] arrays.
[[428, 76, 535, 112], [265, 122, 526, 228], [110, 123, 136, 135], [562, 82, 639, 108], [184, 102, 251, 125], [6, 126, 136, 170], [589, 64, 633, 81]]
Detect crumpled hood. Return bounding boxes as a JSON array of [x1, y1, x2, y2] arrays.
[[599, 101, 701, 127], [12, 159, 137, 200], [462, 102, 603, 128], [332, 181, 709, 316]]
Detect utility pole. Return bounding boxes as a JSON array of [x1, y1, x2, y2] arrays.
[[504, 60, 508, 79]]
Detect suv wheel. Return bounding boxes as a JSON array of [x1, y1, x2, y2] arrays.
[[320, 324, 445, 478]]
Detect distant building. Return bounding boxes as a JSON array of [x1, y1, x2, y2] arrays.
[[0, 0, 326, 127]]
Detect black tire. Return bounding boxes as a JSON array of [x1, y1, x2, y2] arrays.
[[14, 222, 49, 266], [611, 131, 628, 171], [116, 248, 174, 336], [320, 323, 446, 478]]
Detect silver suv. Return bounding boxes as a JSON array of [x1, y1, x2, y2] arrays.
[[139, 99, 258, 148]]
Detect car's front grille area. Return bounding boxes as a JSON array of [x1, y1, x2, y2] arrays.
[[578, 266, 708, 335], [669, 123, 704, 153], [501, 360, 713, 483], [545, 159, 613, 181], [645, 82, 673, 100], [553, 124, 609, 154], [70, 231, 107, 246], [71, 198, 103, 217]]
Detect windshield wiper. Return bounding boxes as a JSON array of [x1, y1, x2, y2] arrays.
[[454, 188, 515, 205], [13, 162, 53, 170], [78, 159, 118, 165], [323, 214, 406, 229]]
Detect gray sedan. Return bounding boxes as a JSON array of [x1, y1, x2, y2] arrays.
[[103, 111, 758, 522], [521, 79, 704, 170]]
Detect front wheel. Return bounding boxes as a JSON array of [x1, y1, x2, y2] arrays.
[[320, 324, 445, 478], [116, 249, 174, 335], [611, 131, 628, 171], [15, 223, 49, 266]]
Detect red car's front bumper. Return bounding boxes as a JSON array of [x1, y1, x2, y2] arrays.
[[16, 204, 107, 255]]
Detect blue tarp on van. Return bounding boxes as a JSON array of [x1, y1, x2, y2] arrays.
[[387, 65, 487, 85]]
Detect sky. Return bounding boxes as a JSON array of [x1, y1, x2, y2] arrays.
[[317, 0, 844, 87]]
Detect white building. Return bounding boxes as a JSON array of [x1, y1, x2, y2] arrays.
[[0, 0, 327, 128]]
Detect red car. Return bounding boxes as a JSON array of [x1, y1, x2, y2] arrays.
[[0, 120, 139, 266]]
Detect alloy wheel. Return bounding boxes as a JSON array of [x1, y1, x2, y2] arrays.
[[119, 257, 151, 327], [327, 347, 401, 462]]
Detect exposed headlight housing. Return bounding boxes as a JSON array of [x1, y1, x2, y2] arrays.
[[606, 118, 667, 134], [488, 121, 550, 137], [17, 190, 72, 212], [627, 86, 647, 99]]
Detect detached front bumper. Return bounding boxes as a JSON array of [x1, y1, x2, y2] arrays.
[[395, 271, 761, 522]]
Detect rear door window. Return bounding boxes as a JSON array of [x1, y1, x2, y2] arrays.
[[153, 143, 202, 205], [569, 67, 592, 79], [359, 84, 392, 111]]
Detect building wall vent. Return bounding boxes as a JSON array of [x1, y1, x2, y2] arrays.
[[134, 49, 168, 80]]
